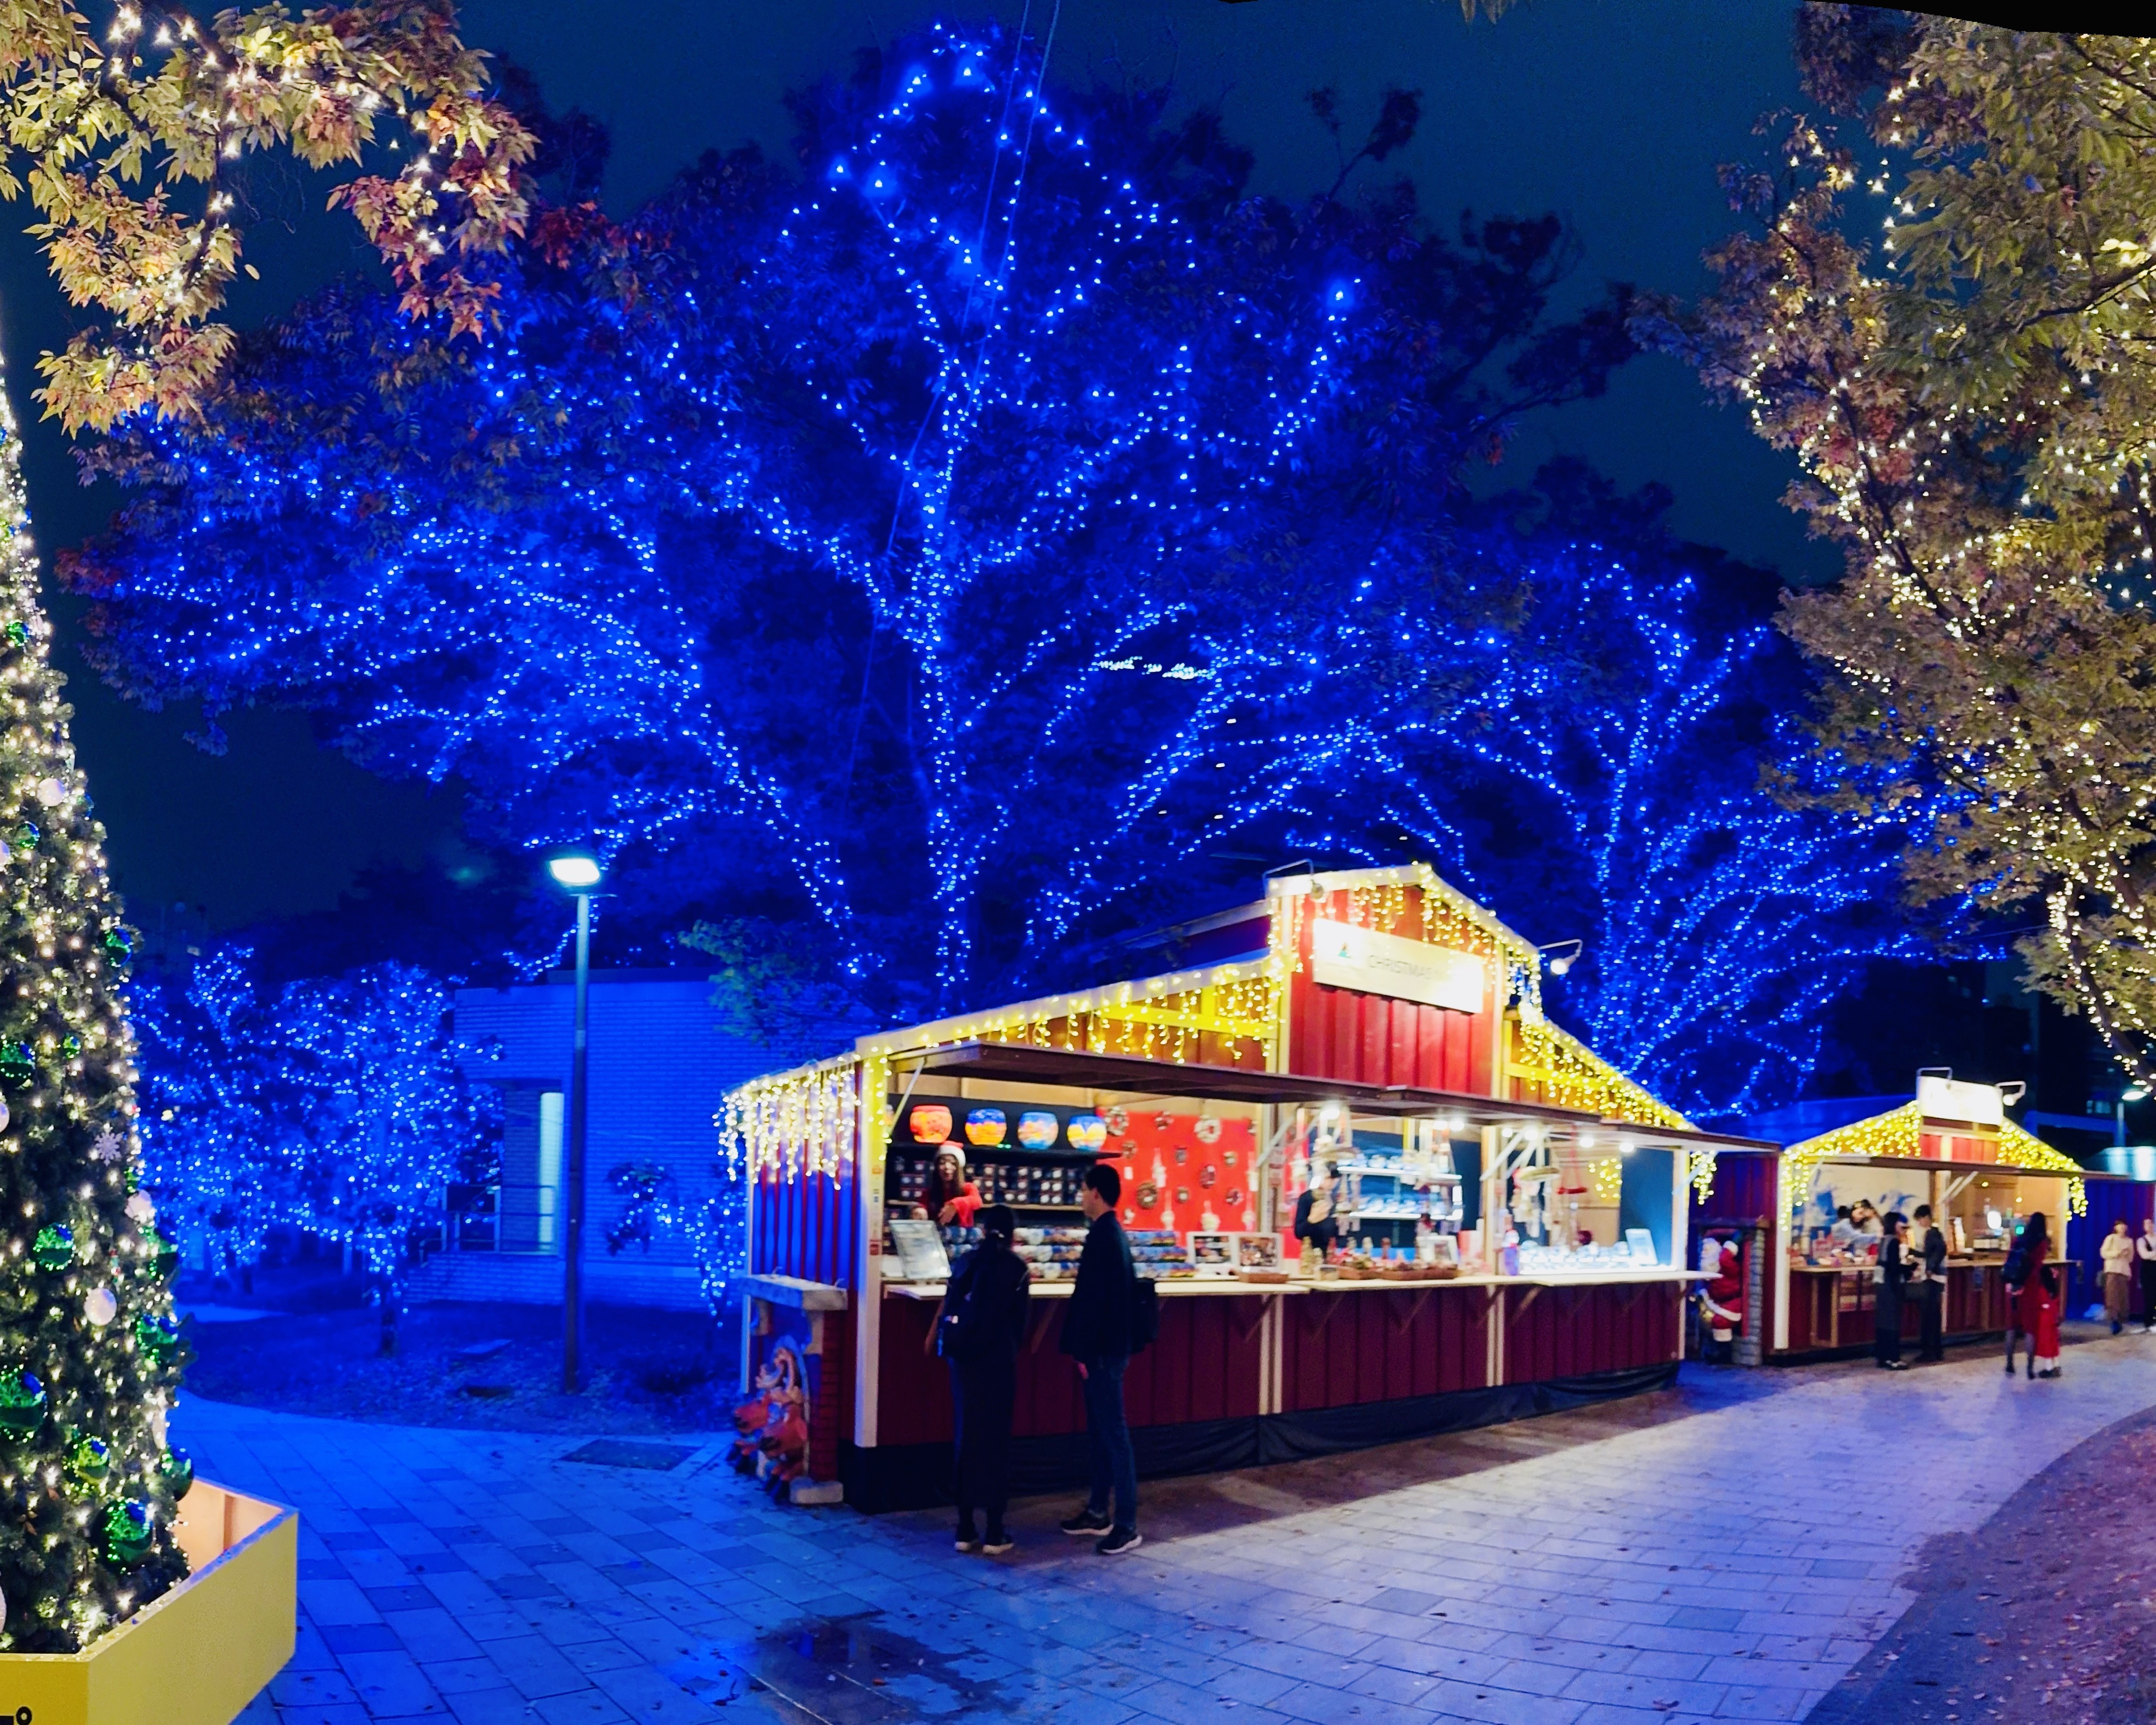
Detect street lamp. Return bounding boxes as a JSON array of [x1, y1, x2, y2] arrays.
[[2119, 1085, 2150, 1148], [546, 850, 603, 1391]]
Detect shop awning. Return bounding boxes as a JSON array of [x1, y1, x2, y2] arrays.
[[890, 1040, 1592, 1129]]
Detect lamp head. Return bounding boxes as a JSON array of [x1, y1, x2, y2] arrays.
[[546, 852, 603, 892], [2126, 1086, 2150, 1103]]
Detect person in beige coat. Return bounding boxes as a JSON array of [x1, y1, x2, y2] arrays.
[[2101, 1220, 2137, 1335]]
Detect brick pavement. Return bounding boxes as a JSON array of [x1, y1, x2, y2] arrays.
[[182, 1332, 2156, 1725]]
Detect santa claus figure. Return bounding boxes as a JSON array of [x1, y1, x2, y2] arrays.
[[1698, 1236, 1743, 1363]]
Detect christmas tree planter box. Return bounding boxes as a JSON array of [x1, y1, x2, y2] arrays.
[[0, 1479, 297, 1725]]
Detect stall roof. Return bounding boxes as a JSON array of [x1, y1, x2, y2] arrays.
[[886, 1042, 1774, 1149], [1803, 1152, 2126, 1179]]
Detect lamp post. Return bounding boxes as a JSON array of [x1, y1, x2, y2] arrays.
[[2119, 1085, 2149, 1148], [546, 851, 604, 1391]]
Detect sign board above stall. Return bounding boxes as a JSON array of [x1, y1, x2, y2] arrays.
[[1309, 919, 1485, 1013], [1917, 1074, 2005, 1126]]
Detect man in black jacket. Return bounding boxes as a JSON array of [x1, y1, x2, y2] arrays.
[[1911, 1203, 1949, 1362], [1058, 1162, 1141, 1554]]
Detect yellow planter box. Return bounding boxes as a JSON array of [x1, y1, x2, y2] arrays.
[[0, 1479, 298, 1725]]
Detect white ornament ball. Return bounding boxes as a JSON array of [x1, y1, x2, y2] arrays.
[[125, 1192, 155, 1226], [33, 777, 64, 807], [0, 840, 11, 867], [0, 1095, 9, 1134], [85, 1286, 117, 1327]]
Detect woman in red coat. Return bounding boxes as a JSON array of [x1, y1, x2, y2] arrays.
[[2008, 1213, 2063, 1379], [918, 1146, 982, 1229]]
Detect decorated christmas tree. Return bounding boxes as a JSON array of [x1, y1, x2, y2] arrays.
[[0, 372, 186, 1650]]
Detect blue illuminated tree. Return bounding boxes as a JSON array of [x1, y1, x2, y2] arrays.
[[70, 26, 1632, 1022], [130, 949, 285, 1281], [1408, 472, 1918, 1121], [134, 951, 498, 1351]]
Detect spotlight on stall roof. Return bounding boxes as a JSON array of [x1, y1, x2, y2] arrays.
[[546, 852, 603, 891]]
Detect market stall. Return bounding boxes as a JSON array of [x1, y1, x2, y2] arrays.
[[726, 864, 1763, 1508], [1760, 1076, 2092, 1360]]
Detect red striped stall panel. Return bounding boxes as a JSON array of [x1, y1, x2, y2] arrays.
[[752, 1169, 857, 1289], [1277, 1285, 1494, 1411], [1282, 888, 1496, 1092], [1501, 1282, 1681, 1383], [874, 1293, 1269, 1446]]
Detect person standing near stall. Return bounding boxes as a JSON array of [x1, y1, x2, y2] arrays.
[[1873, 1212, 1912, 1370], [1293, 1161, 1343, 1270], [917, 1146, 982, 1229], [1910, 1204, 1948, 1362], [2006, 1212, 2060, 1379], [2101, 1219, 2136, 1336], [930, 1203, 1031, 1555], [1059, 1163, 1142, 1555], [2138, 1216, 2156, 1333]]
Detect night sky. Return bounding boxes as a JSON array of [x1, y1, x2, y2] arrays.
[[0, 0, 1814, 932]]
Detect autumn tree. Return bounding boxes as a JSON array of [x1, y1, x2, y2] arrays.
[[0, 0, 533, 430], [1668, 13, 2156, 1085]]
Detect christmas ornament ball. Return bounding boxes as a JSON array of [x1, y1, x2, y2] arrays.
[[103, 1498, 152, 1566], [134, 1312, 179, 1363], [33, 776, 64, 806], [31, 1222, 73, 1272], [0, 1369, 45, 1441], [84, 1286, 117, 1327], [158, 1445, 194, 1500]]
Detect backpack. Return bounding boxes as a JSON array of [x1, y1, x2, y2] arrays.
[[936, 1255, 997, 1362], [2001, 1234, 2032, 1287]]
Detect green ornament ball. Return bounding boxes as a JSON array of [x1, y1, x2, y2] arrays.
[[102, 927, 133, 969], [143, 1228, 178, 1281], [158, 1445, 194, 1501], [0, 1369, 44, 1441], [134, 1313, 180, 1365], [103, 1498, 152, 1567], [65, 1433, 110, 1495], [2, 620, 24, 646], [12, 821, 36, 851], [0, 1043, 35, 1094], [31, 1223, 73, 1273]]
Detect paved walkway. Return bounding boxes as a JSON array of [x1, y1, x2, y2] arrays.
[[186, 1332, 2156, 1725]]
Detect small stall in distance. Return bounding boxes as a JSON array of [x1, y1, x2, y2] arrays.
[[1768, 1075, 2089, 1358], [726, 864, 1764, 1509]]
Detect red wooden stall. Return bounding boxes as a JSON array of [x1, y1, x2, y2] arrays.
[[726, 864, 1764, 1508]]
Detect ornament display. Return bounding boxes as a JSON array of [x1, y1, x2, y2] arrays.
[[31, 1223, 74, 1272], [0, 1369, 45, 1440], [134, 1313, 179, 1364], [158, 1445, 194, 1500], [103, 1498, 152, 1566], [91, 1125, 123, 1163], [1016, 1110, 1058, 1150], [964, 1106, 1007, 1147], [84, 1286, 118, 1327], [907, 1104, 952, 1144], [1065, 1114, 1107, 1152]]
